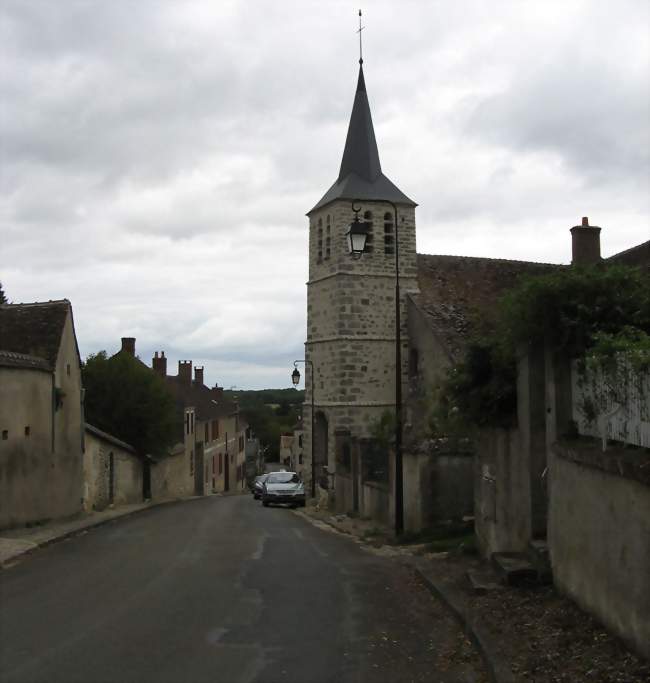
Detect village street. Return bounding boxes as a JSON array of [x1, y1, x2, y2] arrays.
[[0, 494, 485, 683]]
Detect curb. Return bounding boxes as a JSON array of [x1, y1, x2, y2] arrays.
[[0, 495, 206, 569], [410, 559, 514, 683], [294, 509, 512, 682]]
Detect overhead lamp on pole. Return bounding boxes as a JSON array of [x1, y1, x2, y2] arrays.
[[291, 359, 316, 499], [348, 199, 404, 536]]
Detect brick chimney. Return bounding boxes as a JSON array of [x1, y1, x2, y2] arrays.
[[211, 385, 224, 401], [121, 337, 136, 356], [570, 217, 602, 265], [194, 366, 204, 386], [178, 360, 192, 385], [152, 351, 167, 377]]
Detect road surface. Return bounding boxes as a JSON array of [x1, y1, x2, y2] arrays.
[[0, 495, 485, 683]]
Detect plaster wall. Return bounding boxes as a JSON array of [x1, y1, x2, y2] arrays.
[[549, 450, 650, 659], [50, 311, 83, 520], [474, 428, 532, 557], [0, 367, 53, 528]]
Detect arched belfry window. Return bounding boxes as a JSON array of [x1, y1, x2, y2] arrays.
[[384, 211, 394, 255], [325, 215, 331, 260], [363, 211, 374, 253], [317, 218, 323, 263]]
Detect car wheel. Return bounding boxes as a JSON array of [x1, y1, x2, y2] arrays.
[[262, 500, 269, 507], [299, 501, 306, 507]]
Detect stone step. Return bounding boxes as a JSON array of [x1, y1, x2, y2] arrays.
[[491, 552, 538, 586], [466, 568, 503, 595]]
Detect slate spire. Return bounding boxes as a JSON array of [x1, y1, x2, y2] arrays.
[[308, 58, 415, 214], [338, 64, 382, 183]]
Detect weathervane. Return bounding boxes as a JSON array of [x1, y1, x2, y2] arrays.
[[357, 9, 364, 64]]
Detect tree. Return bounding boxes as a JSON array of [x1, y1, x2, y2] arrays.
[[0, 282, 7, 304], [82, 351, 177, 457]]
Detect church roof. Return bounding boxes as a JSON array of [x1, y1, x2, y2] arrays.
[[412, 254, 561, 361], [308, 65, 415, 215]]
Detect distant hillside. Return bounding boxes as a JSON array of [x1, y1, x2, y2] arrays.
[[224, 388, 304, 462]]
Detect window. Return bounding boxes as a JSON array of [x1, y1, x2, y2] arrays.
[[383, 211, 394, 255], [205, 423, 209, 443], [363, 211, 374, 253], [325, 215, 331, 259], [24, 426, 30, 437], [212, 419, 219, 440], [185, 412, 190, 435], [190, 449, 194, 476], [298, 434, 303, 448], [219, 453, 223, 474], [317, 218, 323, 263], [409, 348, 419, 377], [66, 364, 71, 376], [190, 412, 194, 433], [2, 430, 7, 440]]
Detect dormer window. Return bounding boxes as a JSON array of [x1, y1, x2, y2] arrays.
[[384, 211, 394, 255], [363, 211, 374, 253]]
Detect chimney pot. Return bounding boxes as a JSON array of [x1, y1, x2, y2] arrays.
[[582, 216, 589, 227], [194, 366, 204, 386]]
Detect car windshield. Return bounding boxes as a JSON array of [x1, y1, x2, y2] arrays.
[[267, 473, 300, 484]]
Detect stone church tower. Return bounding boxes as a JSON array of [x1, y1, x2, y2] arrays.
[[303, 60, 418, 490]]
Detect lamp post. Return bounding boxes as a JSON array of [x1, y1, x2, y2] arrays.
[[346, 199, 404, 535], [292, 359, 316, 499]]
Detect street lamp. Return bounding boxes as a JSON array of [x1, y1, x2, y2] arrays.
[[347, 199, 404, 535], [346, 202, 369, 258], [291, 359, 316, 499]]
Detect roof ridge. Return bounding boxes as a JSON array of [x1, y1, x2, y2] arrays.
[[417, 252, 562, 267]]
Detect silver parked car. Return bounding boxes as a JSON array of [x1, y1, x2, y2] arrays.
[[262, 471, 305, 508]]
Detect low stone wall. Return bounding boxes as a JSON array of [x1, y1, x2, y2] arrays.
[[151, 446, 193, 500], [549, 440, 650, 659], [404, 438, 474, 533], [84, 425, 142, 511]]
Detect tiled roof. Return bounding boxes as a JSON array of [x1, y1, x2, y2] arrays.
[[0, 300, 71, 369], [85, 423, 136, 454], [606, 240, 650, 267], [0, 350, 51, 372], [412, 254, 561, 360], [164, 376, 238, 423]]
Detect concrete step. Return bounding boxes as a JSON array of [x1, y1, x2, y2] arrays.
[[491, 552, 537, 586]]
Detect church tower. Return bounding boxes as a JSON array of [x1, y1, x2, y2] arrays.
[[303, 55, 418, 491]]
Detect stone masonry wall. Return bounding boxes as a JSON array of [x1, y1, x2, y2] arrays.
[[304, 199, 419, 481]]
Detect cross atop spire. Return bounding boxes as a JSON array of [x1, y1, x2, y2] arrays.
[[357, 9, 364, 65]]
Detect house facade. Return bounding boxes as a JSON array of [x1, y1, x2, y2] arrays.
[[0, 300, 83, 529]]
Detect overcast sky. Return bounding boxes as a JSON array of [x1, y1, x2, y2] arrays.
[[1, 0, 648, 389]]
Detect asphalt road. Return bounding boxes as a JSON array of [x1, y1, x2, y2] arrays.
[[0, 495, 485, 683]]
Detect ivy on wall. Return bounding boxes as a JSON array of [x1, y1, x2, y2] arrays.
[[431, 265, 650, 433]]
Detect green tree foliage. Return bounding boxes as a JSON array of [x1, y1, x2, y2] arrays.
[[435, 265, 650, 431], [83, 351, 177, 457], [226, 388, 304, 461], [0, 282, 7, 304]]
